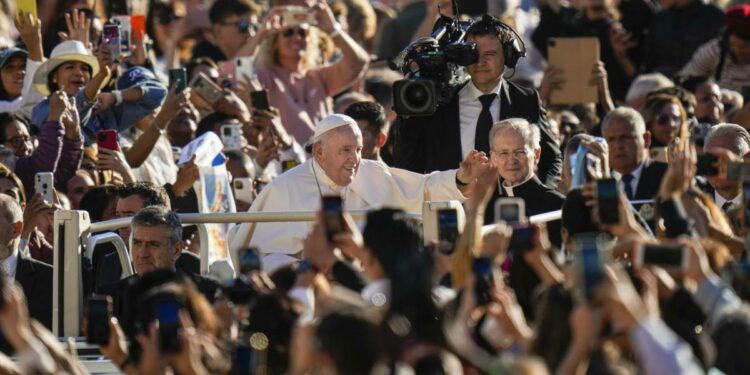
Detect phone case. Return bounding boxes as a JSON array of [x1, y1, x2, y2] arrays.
[[17, 0, 37, 19], [190, 72, 223, 105], [221, 124, 243, 150], [169, 68, 187, 92], [111, 16, 131, 53], [35, 172, 54, 204], [282, 6, 316, 27], [494, 198, 526, 223], [131, 15, 146, 39], [103, 25, 121, 61], [97, 130, 119, 151]]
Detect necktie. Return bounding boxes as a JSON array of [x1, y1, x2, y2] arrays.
[[622, 174, 634, 200], [474, 93, 497, 154], [722, 201, 734, 212]]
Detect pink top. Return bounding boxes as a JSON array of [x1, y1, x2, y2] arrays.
[[255, 64, 354, 143]]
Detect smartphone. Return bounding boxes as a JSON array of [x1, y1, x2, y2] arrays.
[[131, 15, 146, 40], [218, 60, 237, 88], [322, 195, 345, 243], [508, 223, 534, 257], [635, 244, 688, 271], [86, 295, 112, 345], [96, 129, 119, 151], [233, 177, 254, 204], [650, 147, 668, 163], [577, 234, 604, 302], [168, 68, 187, 93], [596, 178, 620, 225], [281, 160, 299, 172], [236, 57, 254, 82], [282, 6, 317, 27], [111, 16, 131, 55], [696, 153, 719, 177], [221, 124, 243, 150], [35, 172, 54, 204], [16, 0, 38, 20], [190, 72, 224, 106], [436, 208, 459, 255], [156, 300, 181, 354], [494, 198, 525, 223], [238, 247, 262, 274], [250, 90, 270, 111], [472, 257, 493, 306], [235, 343, 253, 374], [742, 86, 750, 104], [102, 24, 122, 62]]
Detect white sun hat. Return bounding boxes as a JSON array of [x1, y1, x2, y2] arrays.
[[32, 40, 100, 96]]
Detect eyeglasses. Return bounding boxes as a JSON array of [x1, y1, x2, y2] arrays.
[[656, 114, 681, 126], [282, 27, 307, 38], [6, 136, 30, 148], [220, 19, 256, 33], [493, 148, 530, 162]]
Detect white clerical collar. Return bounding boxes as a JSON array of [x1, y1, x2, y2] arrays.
[[311, 159, 347, 194], [460, 79, 503, 103], [0, 246, 19, 279], [502, 174, 535, 196]]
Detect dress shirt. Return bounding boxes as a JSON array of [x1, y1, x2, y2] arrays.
[[615, 162, 644, 198], [714, 191, 741, 212], [229, 158, 467, 269], [458, 80, 502, 160], [629, 317, 704, 375], [1, 246, 19, 279]]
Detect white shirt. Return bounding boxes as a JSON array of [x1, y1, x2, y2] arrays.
[[715, 191, 741, 210], [120, 128, 178, 186], [1, 246, 19, 279], [458, 80, 502, 159], [615, 162, 644, 199], [229, 158, 466, 262]]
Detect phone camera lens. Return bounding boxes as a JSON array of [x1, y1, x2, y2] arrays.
[[42, 183, 48, 189]]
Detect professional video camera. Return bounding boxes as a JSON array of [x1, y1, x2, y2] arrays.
[[391, 1, 478, 117]]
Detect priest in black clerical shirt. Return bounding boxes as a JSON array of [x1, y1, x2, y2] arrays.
[[484, 118, 565, 247]]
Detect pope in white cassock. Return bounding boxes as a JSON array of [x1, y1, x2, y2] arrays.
[[229, 113, 489, 269]]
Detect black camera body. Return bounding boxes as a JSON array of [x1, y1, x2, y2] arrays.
[[391, 15, 477, 117]]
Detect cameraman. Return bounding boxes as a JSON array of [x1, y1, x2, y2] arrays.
[[393, 15, 562, 188]]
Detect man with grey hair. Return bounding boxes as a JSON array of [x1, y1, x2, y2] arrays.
[[602, 107, 667, 203], [486, 118, 565, 246], [703, 123, 750, 211], [0, 194, 52, 328], [231, 113, 489, 270]]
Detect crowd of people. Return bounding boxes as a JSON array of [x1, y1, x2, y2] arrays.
[[0, 0, 748, 373]]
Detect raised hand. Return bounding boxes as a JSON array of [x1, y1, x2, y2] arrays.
[[58, 10, 92, 47], [47, 91, 68, 122], [15, 11, 43, 61]]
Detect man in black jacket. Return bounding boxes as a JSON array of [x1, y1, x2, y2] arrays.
[[0, 195, 52, 329], [394, 15, 562, 188]]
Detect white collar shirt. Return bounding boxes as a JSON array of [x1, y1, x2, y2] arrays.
[[458, 80, 502, 159]]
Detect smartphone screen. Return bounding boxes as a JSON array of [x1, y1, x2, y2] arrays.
[[640, 244, 685, 269], [508, 223, 534, 257], [597, 178, 619, 224], [436, 208, 458, 254], [250, 90, 270, 111], [696, 153, 719, 176], [157, 301, 181, 354], [169, 68, 187, 93], [472, 257, 493, 306], [498, 204, 520, 222], [322, 196, 344, 243], [103, 24, 121, 61], [579, 238, 603, 301], [86, 296, 111, 345]]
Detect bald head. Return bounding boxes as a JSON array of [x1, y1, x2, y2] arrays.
[[0, 194, 22, 226]]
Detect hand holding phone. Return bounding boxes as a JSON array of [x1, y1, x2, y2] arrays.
[[250, 90, 270, 111], [35, 172, 54, 204], [322, 195, 345, 243], [634, 243, 688, 271], [169, 68, 187, 93]]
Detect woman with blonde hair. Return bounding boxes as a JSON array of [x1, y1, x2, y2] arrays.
[[250, 1, 370, 143], [643, 93, 689, 149]]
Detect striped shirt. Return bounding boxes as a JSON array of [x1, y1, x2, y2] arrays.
[[680, 37, 750, 93]]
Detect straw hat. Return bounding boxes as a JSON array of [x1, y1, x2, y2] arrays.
[[32, 40, 100, 96]]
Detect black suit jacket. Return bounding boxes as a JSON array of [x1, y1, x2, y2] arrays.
[[485, 176, 566, 247], [16, 256, 53, 329], [394, 80, 562, 188], [633, 159, 669, 200], [94, 250, 201, 292]]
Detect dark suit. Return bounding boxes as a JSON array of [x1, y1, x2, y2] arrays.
[[15, 256, 53, 329], [485, 176, 566, 247], [394, 80, 562, 188], [632, 159, 668, 200], [94, 250, 201, 291]]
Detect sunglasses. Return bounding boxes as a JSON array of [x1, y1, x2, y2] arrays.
[[220, 19, 256, 33], [282, 27, 307, 38], [656, 114, 681, 125]]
